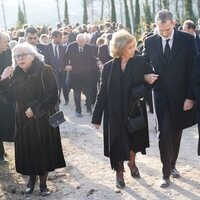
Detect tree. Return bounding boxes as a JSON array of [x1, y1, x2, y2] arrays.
[[162, 0, 169, 10], [22, 0, 27, 23], [119, 0, 124, 24], [83, 0, 88, 24], [152, 0, 155, 14], [197, 0, 200, 18], [17, 4, 25, 29], [64, 0, 69, 25], [100, 0, 104, 21], [129, 0, 134, 33], [134, 0, 140, 34], [143, 0, 152, 25], [111, 0, 116, 22], [124, 0, 131, 31], [1, 0, 7, 30], [55, 0, 61, 23], [175, 0, 180, 19], [184, 0, 195, 21]]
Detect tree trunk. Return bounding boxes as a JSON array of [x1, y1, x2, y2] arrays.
[[129, 0, 134, 33], [83, 0, 88, 24], [152, 0, 155, 14], [22, 0, 27, 23], [90, 0, 94, 23], [124, 0, 131, 31], [175, 0, 179, 19], [1, 0, 7, 30], [111, 0, 116, 22], [119, 0, 124, 24], [198, 0, 200, 17], [107, 0, 111, 18], [55, 0, 61, 23], [100, 0, 104, 21]]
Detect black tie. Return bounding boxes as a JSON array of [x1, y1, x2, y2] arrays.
[[164, 39, 170, 61], [55, 45, 59, 59], [79, 47, 83, 53]]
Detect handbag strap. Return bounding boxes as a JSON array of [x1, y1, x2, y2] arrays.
[[128, 99, 144, 119]]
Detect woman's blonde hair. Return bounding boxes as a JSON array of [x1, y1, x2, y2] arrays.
[[110, 30, 136, 58]]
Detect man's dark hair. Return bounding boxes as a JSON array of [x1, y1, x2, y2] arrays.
[[155, 9, 173, 24], [25, 26, 38, 37], [51, 30, 62, 38]]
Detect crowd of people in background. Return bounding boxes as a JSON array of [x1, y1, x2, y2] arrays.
[[0, 9, 200, 196]]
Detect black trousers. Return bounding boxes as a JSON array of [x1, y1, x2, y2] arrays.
[[0, 141, 5, 158], [73, 88, 92, 114], [158, 109, 182, 178]]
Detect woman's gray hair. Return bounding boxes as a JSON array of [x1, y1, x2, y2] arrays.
[[12, 42, 44, 65], [155, 9, 173, 24]]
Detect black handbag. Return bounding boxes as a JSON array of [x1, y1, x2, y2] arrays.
[[127, 100, 147, 133], [49, 110, 66, 128], [41, 70, 66, 128]]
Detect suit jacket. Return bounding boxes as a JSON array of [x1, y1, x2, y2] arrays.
[[98, 44, 112, 64], [44, 43, 66, 75], [143, 29, 197, 131], [195, 35, 200, 53], [65, 42, 97, 89]]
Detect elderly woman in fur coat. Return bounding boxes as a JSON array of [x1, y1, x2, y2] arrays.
[[0, 42, 66, 196]]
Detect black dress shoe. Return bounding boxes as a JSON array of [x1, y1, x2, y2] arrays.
[[160, 177, 170, 188], [116, 171, 125, 188], [127, 163, 140, 178], [171, 168, 180, 178], [25, 176, 37, 194]]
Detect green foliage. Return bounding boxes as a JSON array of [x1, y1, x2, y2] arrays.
[[124, 0, 131, 32], [111, 0, 116, 22], [64, 0, 69, 24], [17, 4, 25, 29]]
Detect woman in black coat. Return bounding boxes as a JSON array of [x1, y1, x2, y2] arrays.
[[92, 30, 157, 188], [0, 42, 66, 196]]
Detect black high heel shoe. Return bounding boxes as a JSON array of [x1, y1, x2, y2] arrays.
[[128, 163, 140, 178], [116, 171, 125, 188], [25, 176, 37, 194]]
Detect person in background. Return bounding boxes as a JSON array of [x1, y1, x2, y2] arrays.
[[0, 31, 15, 163], [92, 30, 157, 188]]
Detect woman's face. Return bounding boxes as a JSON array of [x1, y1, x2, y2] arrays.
[[14, 48, 34, 71], [121, 41, 136, 59]]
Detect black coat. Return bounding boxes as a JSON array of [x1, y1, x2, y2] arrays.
[[0, 59, 66, 175], [92, 55, 150, 170], [144, 29, 197, 131], [0, 48, 15, 142]]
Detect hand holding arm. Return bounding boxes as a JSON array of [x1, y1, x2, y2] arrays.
[[144, 73, 159, 85]]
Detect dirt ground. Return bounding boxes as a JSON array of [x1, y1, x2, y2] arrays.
[[0, 94, 200, 200]]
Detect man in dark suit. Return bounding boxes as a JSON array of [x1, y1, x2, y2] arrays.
[[143, 10, 197, 188], [45, 30, 67, 103], [182, 20, 200, 53], [65, 33, 98, 117], [90, 25, 101, 45], [0, 32, 15, 162]]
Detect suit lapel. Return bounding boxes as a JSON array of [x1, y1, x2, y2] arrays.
[[168, 30, 182, 63], [155, 35, 166, 66]]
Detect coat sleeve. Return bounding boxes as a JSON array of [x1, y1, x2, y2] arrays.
[[91, 63, 109, 125], [29, 66, 58, 118]]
